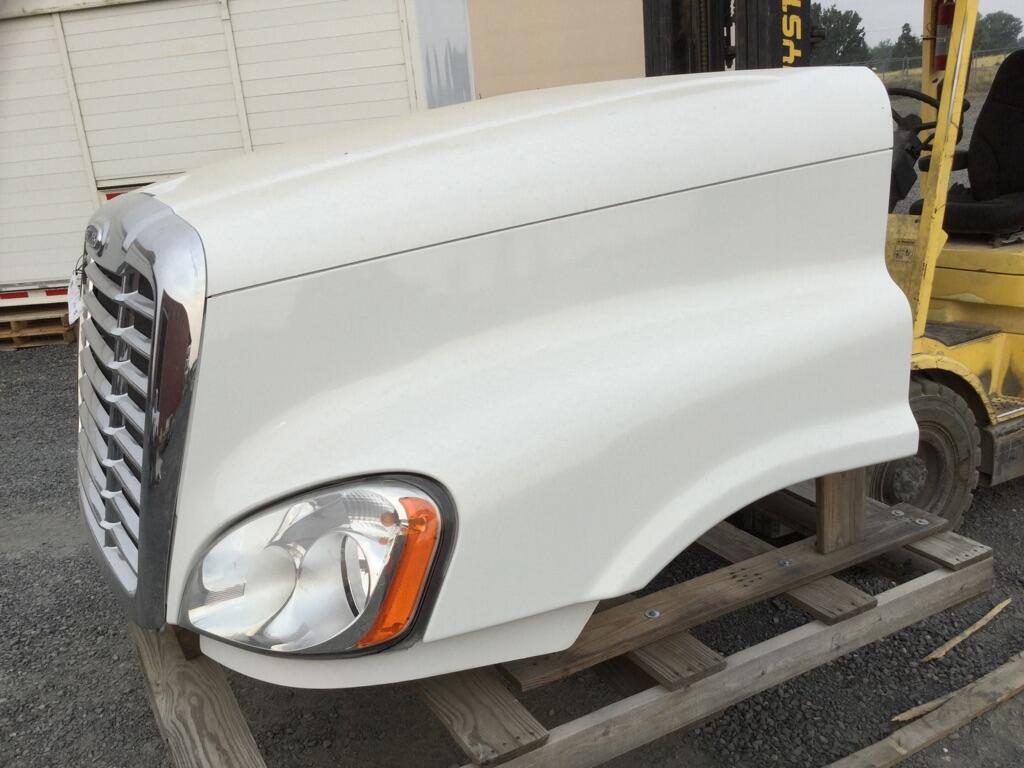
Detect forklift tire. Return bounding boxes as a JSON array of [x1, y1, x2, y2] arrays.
[[867, 378, 981, 529]]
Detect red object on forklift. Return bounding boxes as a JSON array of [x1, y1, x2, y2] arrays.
[[934, 0, 956, 71]]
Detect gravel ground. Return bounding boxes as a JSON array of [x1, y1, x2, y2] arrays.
[[2, 337, 1022, 768]]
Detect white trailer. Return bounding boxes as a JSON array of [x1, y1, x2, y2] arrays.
[[0, 0, 473, 297]]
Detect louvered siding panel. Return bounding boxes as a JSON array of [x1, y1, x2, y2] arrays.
[[64, 0, 244, 183], [1, 93, 74, 117], [83, 100, 241, 131], [0, 19, 54, 44], [230, 0, 411, 148], [0, 14, 95, 285], [239, 64, 408, 98], [77, 83, 236, 115]]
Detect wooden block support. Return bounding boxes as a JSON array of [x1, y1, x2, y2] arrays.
[[418, 667, 549, 766], [699, 522, 877, 624], [905, 529, 992, 572], [757, 486, 976, 577], [816, 469, 866, 554], [128, 624, 266, 768], [628, 632, 726, 690], [483, 560, 993, 768], [503, 503, 945, 692]]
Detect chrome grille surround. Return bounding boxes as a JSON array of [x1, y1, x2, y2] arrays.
[[77, 193, 207, 628]]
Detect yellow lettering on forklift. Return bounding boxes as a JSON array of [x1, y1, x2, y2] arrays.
[[783, 38, 802, 64], [781, 0, 803, 67]]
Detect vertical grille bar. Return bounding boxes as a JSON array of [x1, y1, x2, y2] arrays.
[[78, 259, 154, 592]]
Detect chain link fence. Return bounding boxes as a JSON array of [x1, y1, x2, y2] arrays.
[[840, 46, 1020, 96]]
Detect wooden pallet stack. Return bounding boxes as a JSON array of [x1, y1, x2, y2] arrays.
[[128, 470, 1001, 768], [0, 304, 76, 351]]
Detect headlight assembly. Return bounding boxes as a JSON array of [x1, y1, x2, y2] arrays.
[[180, 478, 447, 654]]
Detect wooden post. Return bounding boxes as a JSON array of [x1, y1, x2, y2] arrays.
[[815, 469, 866, 554]]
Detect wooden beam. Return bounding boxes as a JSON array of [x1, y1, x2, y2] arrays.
[[756, 487, 926, 573], [816, 469, 866, 553], [503, 504, 945, 691], [480, 560, 992, 768], [827, 651, 1024, 768], [419, 668, 548, 766], [760, 487, 983, 578], [628, 632, 725, 691], [788, 484, 988, 571], [128, 624, 266, 768], [905, 530, 992, 571], [699, 522, 877, 624]]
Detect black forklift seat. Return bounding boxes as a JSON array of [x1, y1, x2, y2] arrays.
[[910, 50, 1024, 236]]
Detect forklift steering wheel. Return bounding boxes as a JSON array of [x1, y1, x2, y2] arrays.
[[887, 86, 941, 110], [887, 86, 971, 136]]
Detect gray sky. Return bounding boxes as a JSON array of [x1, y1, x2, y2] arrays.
[[829, 1, 1024, 44]]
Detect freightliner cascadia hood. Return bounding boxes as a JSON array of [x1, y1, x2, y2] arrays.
[[101, 67, 919, 687]]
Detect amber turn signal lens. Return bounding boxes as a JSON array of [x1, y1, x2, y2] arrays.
[[357, 496, 440, 647]]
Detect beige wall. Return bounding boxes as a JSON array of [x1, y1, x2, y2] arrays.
[[468, 0, 645, 98]]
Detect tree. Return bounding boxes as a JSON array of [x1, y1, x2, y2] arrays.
[[974, 11, 1023, 52], [870, 23, 921, 72], [870, 38, 896, 70], [891, 23, 922, 62], [810, 3, 870, 65]]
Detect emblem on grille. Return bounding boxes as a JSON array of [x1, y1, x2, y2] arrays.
[[85, 224, 102, 250]]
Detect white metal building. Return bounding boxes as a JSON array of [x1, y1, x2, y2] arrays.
[[0, 0, 473, 291]]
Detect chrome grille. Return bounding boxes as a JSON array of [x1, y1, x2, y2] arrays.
[[77, 192, 206, 628], [78, 258, 156, 592]]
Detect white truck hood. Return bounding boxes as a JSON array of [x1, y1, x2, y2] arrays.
[[147, 68, 892, 297]]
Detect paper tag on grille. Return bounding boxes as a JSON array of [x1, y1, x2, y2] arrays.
[[68, 262, 85, 324]]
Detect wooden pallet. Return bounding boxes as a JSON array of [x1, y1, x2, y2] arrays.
[[0, 304, 75, 351], [126, 471, 995, 768]]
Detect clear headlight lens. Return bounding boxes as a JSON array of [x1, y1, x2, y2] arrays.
[[181, 479, 444, 654]]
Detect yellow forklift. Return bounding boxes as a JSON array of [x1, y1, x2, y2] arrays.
[[646, 0, 1023, 525], [875, 0, 1024, 525]]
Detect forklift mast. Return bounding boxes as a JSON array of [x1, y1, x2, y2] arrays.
[[643, 0, 813, 75]]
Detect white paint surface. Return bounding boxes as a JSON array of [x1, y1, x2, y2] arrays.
[[149, 68, 896, 296]]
